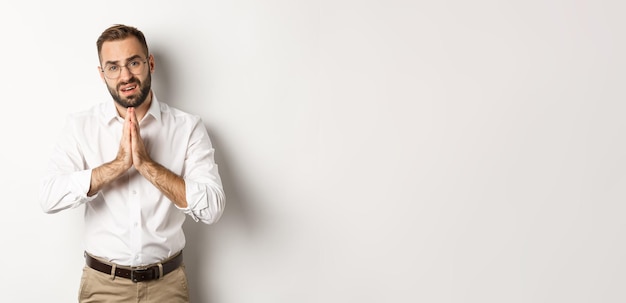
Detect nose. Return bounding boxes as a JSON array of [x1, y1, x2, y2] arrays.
[[118, 65, 133, 80]]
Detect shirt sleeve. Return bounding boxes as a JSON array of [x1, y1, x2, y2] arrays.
[[39, 117, 97, 213], [176, 117, 226, 224]]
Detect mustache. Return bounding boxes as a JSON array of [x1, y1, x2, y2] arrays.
[[117, 77, 140, 90]]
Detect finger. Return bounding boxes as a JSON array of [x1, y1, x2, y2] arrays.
[[123, 108, 132, 140], [129, 113, 142, 149], [129, 120, 136, 144], [129, 107, 138, 125], [126, 107, 133, 121], [115, 107, 133, 167], [130, 117, 140, 141], [129, 114, 147, 166]]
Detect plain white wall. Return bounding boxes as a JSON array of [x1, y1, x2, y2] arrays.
[[1, 0, 626, 302]]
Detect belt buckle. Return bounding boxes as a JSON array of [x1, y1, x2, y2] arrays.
[[130, 267, 154, 283]]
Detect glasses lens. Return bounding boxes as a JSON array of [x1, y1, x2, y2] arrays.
[[103, 66, 120, 79], [102, 60, 146, 79], [129, 61, 144, 74]]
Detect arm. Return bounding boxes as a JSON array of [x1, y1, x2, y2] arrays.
[[127, 107, 187, 208], [39, 117, 94, 213], [129, 107, 225, 222], [40, 110, 134, 213], [179, 120, 226, 224], [87, 111, 133, 196], [136, 160, 188, 208]]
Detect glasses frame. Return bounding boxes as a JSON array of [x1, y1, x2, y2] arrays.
[[100, 59, 148, 79]]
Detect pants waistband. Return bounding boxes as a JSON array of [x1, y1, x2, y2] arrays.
[[84, 251, 183, 283]]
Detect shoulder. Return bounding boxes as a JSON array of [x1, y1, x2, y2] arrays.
[[158, 102, 203, 125], [64, 102, 110, 128]]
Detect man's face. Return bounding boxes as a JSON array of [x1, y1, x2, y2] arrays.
[[99, 37, 152, 108]]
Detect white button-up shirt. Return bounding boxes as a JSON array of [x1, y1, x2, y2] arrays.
[[39, 95, 225, 266]]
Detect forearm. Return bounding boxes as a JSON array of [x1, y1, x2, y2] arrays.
[[137, 160, 187, 208], [88, 160, 128, 196]]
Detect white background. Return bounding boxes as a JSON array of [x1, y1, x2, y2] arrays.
[[1, 0, 625, 302]]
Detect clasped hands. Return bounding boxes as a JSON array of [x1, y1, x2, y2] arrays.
[[89, 106, 186, 206], [116, 107, 152, 174]]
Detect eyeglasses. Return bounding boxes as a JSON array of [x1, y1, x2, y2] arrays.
[[101, 59, 147, 79]]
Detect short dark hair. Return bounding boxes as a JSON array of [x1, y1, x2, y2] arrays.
[[96, 24, 149, 63]]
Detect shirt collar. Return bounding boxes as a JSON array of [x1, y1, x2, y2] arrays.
[[103, 92, 162, 125], [145, 94, 163, 124]]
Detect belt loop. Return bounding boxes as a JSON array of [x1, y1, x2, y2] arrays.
[[110, 264, 117, 281], [158, 263, 164, 280]]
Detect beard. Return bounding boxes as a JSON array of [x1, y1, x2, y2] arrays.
[[107, 73, 152, 108]]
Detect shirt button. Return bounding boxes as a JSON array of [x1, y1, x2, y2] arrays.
[[134, 222, 138, 227], [132, 190, 137, 195]]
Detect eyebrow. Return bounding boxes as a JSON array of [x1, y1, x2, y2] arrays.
[[103, 54, 144, 66]]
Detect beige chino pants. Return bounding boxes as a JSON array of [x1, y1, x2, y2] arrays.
[[78, 264, 190, 303]]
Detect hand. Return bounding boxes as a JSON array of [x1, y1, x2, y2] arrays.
[[89, 107, 155, 196], [127, 107, 151, 170], [114, 107, 187, 208], [114, 108, 134, 171]]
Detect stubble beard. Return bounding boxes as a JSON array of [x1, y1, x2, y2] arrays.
[[108, 74, 152, 108]]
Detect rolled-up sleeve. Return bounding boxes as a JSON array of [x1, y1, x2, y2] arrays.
[[177, 118, 225, 224], [180, 179, 225, 224]]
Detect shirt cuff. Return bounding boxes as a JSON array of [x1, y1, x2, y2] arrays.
[[176, 180, 209, 221], [78, 169, 99, 202]]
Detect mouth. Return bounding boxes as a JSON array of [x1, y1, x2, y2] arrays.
[[120, 84, 138, 95]]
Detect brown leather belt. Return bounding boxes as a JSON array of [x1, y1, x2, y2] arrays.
[[85, 251, 183, 283]]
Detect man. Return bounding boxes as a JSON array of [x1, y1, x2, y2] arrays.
[[39, 24, 225, 302]]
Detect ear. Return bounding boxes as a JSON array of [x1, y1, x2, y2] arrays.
[[148, 54, 155, 73], [98, 66, 106, 82]]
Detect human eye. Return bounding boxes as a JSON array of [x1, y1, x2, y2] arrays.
[[129, 60, 142, 68], [106, 65, 119, 72]]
